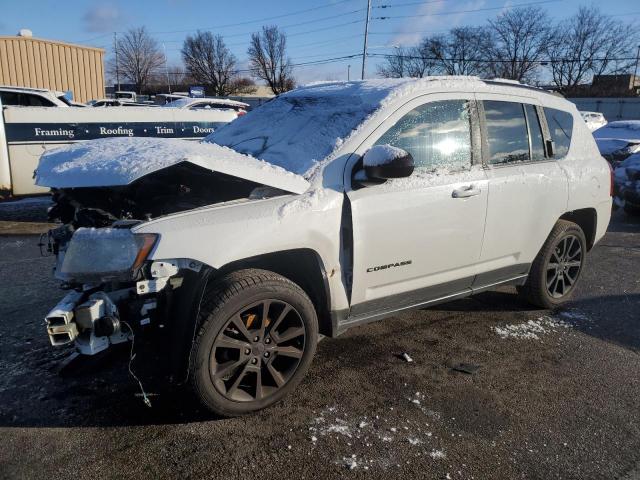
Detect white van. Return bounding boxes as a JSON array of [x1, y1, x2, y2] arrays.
[[0, 101, 239, 196]]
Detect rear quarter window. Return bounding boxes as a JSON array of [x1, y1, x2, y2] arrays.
[[544, 107, 573, 158]]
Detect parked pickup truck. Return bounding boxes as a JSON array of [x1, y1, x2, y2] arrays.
[[37, 77, 612, 416]]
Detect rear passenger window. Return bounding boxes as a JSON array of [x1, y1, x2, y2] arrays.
[[484, 101, 530, 164], [375, 100, 472, 170], [524, 104, 545, 161], [544, 108, 573, 158]]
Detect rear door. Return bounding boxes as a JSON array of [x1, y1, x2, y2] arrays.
[[474, 94, 568, 285], [346, 94, 489, 320]]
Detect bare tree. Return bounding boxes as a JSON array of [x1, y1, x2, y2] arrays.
[[485, 7, 551, 82], [229, 77, 257, 95], [182, 32, 238, 96], [377, 46, 409, 78], [248, 26, 294, 94], [546, 7, 638, 94], [404, 44, 438, 78], [377, 45, 437, 78], [109, 27, 164, 92], [424, 27, 493, 76]]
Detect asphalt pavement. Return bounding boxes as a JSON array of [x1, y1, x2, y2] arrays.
[[0, 207, 639, 480]]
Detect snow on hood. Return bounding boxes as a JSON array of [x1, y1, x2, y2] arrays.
[[205, 77, 486, 177], [35, 137, 310, 194], [593, 121, 640, 142]]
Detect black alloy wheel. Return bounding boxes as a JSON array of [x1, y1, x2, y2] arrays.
[[519, 220, 587, 309], [210, 300, 306, 402], [189, 269, 318, 417], [546, 234, 583, 299]]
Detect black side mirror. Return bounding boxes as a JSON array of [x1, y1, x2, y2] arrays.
[[363, 145, 415, 180]]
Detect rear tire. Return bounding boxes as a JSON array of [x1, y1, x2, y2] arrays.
[[189, 269, 318, 417], [519, 220, 587, 309]]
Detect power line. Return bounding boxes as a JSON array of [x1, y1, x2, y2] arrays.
[[147, 12, 364, 42], [374, 0, 562, 19], [368, 29, 449, 36], [375, 0, 450, 8], [148, 2, 363, 35], [162, 53, 362, 76], [367, 52, 640, 64], [73, 33, 112, 44], [286, 20, 363, 38], [288, 34, 364, 52]]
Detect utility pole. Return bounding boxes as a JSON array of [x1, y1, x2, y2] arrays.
[[361, 0, 372, 80], [113, 32, 121, 93], [163, 43, 172, 94], [634, 45, 640, 94], [348, 64, 351, 81]]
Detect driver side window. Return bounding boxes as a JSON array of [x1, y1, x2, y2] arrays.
[[374, 100, 472, 170]]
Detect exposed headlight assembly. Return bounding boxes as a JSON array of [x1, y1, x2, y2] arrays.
[[58, 228, 158, 282]]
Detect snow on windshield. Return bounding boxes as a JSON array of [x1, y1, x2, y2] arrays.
[[205, 94, 374, 176], [204, 79, 462, 177]]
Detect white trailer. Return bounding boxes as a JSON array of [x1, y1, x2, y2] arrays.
[[0, 100, 238, 196]]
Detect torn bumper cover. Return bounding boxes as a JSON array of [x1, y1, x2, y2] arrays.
[[44, 226, 197, 355], [45, 290, 130, 355], [43, 258, 191, 355]]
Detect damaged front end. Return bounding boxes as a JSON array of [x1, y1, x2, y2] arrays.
[[39, 162, 278, 356], [36, 136, 309, 378], [43, 225, 201, 357]]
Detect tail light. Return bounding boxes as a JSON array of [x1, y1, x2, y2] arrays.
[[237, 110, 246, 117]]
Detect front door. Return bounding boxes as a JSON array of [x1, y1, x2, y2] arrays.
[[346, 94, 489, 320]]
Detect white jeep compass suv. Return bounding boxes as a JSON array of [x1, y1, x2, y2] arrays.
[[37, 77, 612, 416]]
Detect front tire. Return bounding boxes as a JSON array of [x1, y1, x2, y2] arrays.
[[189, 269, 318, 417], [519, 220, 587, 309]]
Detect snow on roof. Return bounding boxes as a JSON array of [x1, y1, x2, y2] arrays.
[[206, 77, 495, 177], [35, 137, 310, 194], [162, 97, 249, 109]]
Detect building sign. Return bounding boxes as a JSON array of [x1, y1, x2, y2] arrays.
[[189, 86, 205, 98], [4, 121, 226, 143]]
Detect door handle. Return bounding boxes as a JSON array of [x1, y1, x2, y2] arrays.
[[452, 185, 481, 198]]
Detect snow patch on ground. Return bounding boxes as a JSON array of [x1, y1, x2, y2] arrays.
[[310, 401, 445, 470], [429, 449, 446, 459], [493, 315, 575, 340]]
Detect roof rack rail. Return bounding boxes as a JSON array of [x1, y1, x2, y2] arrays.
[[483, 79, 556, 95]]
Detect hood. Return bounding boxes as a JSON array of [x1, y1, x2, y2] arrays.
[[35, 137, 310, 195]]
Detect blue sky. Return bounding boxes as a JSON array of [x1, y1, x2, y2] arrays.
[[1, 0, 639, 84]]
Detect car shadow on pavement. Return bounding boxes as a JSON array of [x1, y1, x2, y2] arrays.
[[435, 290, 640, 352]]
